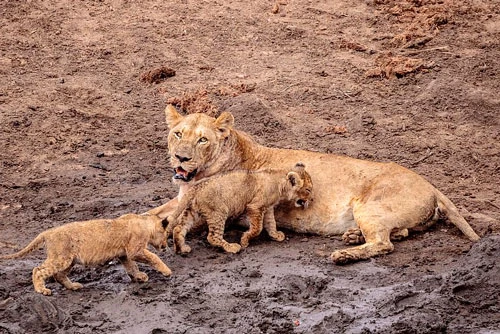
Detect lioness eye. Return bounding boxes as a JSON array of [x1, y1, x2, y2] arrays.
[[198, 137, 208, 144], [174, 131, 182, 139]]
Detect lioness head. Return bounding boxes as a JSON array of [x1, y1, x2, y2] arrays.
[[149, 216, 169, 251], [286, 162, 313, 209], [165, 105, 234, 183]]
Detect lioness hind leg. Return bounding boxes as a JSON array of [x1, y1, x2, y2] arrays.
[[342, 227, 409, 244], [263, 209, 285, 242], [342, 228, 366, 245], [331, 230, 394, 265], [331, 208, 395, 264], [390, 228, 409, 241], [206, 216, 241, 253]]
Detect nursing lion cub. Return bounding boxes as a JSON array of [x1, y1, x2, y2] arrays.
[[167, 163, 313, 254], [148, 105, 480, 264], [0, 214, 172, 295]]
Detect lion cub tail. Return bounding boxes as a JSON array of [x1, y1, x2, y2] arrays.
[[436, 190, 480, 241], [0, 233, 45, 260]]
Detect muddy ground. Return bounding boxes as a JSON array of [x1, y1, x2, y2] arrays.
[[0, 0, 499, 333]]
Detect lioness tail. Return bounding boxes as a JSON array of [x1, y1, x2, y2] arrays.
[[0, 233, 45, 260], [436, 190, 480, 241]]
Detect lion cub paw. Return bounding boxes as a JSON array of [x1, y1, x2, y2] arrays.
[[178, 244, 192, 254], [36, 287, 52, 296], [342, 228, 365, 245], [223, 243, 242, 253], [160, 267, 172, 277], [68, 282, 83, 291], [331, 250, 357, 265], [270, 231, 286, 242], [132, 272, 149, 283]]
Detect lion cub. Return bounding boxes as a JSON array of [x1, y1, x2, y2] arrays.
[[168, 162, 313, 254], [0, 213, 172, 295]]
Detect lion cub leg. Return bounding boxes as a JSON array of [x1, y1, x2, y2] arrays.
[[130, 249, 172, 278], [53, 263, 83, 291], [119, 256, 148, 282], [240, 206, 265, 249], [262, 208, 285, 242], [173, 225, 193, 254], [172, 211, 198, 254], [32, 256, 74, 295], [206, 215, 241, 253]]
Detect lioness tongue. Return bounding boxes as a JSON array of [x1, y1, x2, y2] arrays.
[[176, 168, 188, 177]]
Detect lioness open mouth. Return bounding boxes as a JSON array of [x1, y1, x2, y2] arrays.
[[173, 167, 198, 182]]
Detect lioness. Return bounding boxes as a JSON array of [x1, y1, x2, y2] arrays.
[[167, 163, 313, 254], [0, 213, 172, 295], [148, 105, 480, 264]]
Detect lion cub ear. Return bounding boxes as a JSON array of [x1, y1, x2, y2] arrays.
[[161, 218, 169, 229], [287, 171, 303, 188], [293, 162, 306, 171], [215, 112, 234, 138], [165, 104, 183, 128]]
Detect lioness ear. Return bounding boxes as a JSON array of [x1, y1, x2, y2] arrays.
[[165, 104, 183, 129], [287, 171, 303, 188], [214, 112, 234, 138]]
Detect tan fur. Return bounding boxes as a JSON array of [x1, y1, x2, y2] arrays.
[[0, 214, 171, 295], [148, 105, 480, 264], [167, 163, 313, 254]]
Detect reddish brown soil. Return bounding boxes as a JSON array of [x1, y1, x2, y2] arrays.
[[0, 0, 499, 333]]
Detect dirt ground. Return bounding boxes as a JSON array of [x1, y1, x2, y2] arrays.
[[1, 0, 499, 333]]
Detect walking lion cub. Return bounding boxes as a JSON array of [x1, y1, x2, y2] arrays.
[[0, 213, 172, 295], [167, 163, 313, 254]]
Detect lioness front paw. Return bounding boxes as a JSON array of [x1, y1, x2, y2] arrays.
[[342, 228, 365, 245], [223, 243, 242, 253], [331, 250, 358, 265], [133, 272, 149, 283], [270, 231, 286, 242]]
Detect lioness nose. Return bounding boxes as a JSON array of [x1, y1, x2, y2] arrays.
[[175, 154, 192, 163]]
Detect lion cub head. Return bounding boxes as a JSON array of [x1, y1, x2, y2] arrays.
[[285, 162, 313, 209], [149, 215, 170, 251], [165, 104, 234, 183]]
